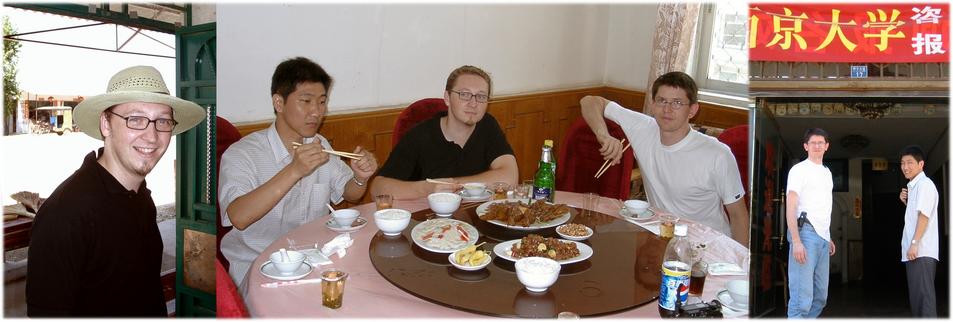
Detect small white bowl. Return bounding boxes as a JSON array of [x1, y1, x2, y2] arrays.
[[515, 257, 561, 292], [624, 199, 650, 216], [374, 209, 412, 236], [448, 249, 492, 271], [555, 224, 593, 241], [331, 209, 360, 227], [428, 192, 462, 217], [268, 250, 305, 275], [727, 280, 749, 306], [462, 182, 487, 196]]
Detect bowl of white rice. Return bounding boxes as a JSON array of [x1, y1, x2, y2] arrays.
[[428, 192, 462, 217]]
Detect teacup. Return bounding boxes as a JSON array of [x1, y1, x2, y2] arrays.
[[269, 249, 306, 276], [727, 280, 749, 307], [462, 182, 486, 196], [624, 199, 650, 216], [331, 209, 360, 227]]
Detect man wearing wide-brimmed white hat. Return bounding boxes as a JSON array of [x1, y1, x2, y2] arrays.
[[26, 66, 204, 317]]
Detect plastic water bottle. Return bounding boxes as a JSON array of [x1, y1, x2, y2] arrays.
[[658, 224, 692, 317]]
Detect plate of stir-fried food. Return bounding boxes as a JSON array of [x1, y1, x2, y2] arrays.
[[492, 234, 592, 265], [476, 199, 571, 230]]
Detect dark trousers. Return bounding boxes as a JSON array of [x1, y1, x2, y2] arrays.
[[905, 257, 938, 317]]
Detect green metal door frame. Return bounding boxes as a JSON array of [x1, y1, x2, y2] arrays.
[[175, 22, 216, 317]]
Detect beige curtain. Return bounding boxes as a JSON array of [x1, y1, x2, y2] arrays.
[[643, 3, 701, 114]]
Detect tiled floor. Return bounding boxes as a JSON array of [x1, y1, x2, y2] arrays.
[[766, 278, 948, 318]]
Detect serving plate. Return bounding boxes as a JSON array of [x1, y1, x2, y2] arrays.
[[476, 199, 571, 230], [411, 218, 479, 253], [492, 239, 593, 265]]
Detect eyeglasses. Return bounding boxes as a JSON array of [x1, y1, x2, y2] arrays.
[[653, 98, 690, 110], [806, 141, 827, 146], [448, 90, 489, 103], [108, 111, 178, 132]]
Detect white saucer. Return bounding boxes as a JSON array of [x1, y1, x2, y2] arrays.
[[459, 189, 492, 201], [260, 261, 314, 281], [619, 208, 656, 222], [717, 290, 748, 312], [326, 217, 368, 232]]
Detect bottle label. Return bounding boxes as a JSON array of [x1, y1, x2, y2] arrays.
[[532, 186, 551, 201], [659, 260, 690, 311]]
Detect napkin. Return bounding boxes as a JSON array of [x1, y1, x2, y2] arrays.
[[320, 233, 354, 259], [708, 262, 745, 276], [298, 249, 333, 266]]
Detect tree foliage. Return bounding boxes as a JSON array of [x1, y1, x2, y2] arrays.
[[4, 15, 22, 120]]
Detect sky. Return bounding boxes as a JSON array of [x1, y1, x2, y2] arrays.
[[4, 6, 176, 97]]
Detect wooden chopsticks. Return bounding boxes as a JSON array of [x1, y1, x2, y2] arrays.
[[594, 139, 631, 179], [425, 178, 456, 185], [290, 142, 364, 160]]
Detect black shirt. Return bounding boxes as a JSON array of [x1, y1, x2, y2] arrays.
[[379, 111, 514, 180], [26, 148, 166, 317]]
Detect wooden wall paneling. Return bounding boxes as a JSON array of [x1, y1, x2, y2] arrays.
[[694, 102, 748, 130], [230, 86, 748, 204]]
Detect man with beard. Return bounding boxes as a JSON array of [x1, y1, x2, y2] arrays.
[[27, 66, 205, 316], [579, 71, 749, 245], [371, 65, 518, 199], [218, 57, 378, 286]]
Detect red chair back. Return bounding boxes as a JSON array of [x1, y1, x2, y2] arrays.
[[717, 124, 749, 204], [216, 259, 250, 317], [216, 116, 243, 270], [392, 98, 447, 146], [556, 117, 634, 200]]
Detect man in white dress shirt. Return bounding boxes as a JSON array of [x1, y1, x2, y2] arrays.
[[898, 145, 939, 317], [218, 57, 378, 286]]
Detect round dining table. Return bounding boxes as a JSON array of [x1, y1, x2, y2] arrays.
[[240, 191, 749, 318]]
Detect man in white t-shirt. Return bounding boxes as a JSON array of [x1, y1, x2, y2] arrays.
[[785, 128, 834, 318], [579, 71, 748, 245], [898, 145, 939, 317]]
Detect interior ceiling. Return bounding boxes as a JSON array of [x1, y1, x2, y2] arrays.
[[773, 113, 948, 162]]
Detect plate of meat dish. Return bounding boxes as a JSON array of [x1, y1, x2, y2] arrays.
[[492, 234, 593, 265], [476, 199, 571, 230]]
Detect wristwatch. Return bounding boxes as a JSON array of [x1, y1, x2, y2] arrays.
[[352, 177, 367, 186], [911, 239, 918, 245]]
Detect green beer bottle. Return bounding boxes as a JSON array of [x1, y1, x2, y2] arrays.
[[533, 140, 556, 203]]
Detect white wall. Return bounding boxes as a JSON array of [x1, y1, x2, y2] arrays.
[[604, 4, 657, 91], [218, 4, 656, 123]]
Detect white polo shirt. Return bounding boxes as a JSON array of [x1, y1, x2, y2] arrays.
[[901, 171, 939, 262], [605, 101, 745, 237], [786, 159, 833, 243], [218, 122, 352, 286]]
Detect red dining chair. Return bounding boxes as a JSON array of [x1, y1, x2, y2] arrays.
[[216, 116, 243, 270], [392, 98, 447, 146], [556, 117, 634, 200], [216, 258, 250, 317], [717, 124, 749, 205]]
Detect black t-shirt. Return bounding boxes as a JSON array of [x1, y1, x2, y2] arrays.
[[379, 111, 514, 180], [26, 148, 166, 317]]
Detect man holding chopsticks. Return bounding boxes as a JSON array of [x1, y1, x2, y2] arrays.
[[218, 57, 378, 286], [579, 71, 749, 246]]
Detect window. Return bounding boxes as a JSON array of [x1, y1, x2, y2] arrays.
[[690, 2, 749, 100]]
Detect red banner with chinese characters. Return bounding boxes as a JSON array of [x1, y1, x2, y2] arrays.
[[750, 3, 949, 62]]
